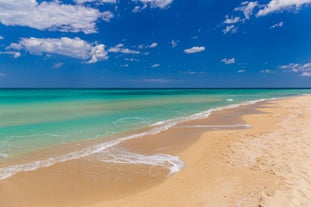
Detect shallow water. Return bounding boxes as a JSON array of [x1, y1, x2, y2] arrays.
[[0, 89, 310, 179]]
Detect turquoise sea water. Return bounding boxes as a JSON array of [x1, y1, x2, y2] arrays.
[[0, 89, 310, 159], [0, 89, 310, 179]]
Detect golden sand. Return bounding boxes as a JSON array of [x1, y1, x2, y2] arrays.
[[1, 95, 311, 206]]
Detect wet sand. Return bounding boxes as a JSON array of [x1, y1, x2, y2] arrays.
[[1, 95, 311, 206]]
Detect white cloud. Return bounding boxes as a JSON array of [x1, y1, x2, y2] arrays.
[[260, 69, 274, 73], [53, 62, 64, 69], [301, 72, 311, 77], [223, 15, 240, 24], [88, 44, 109, 63], [235, 1, 259, 19], [0, 0, 113, 34], [101, 11, 115, 22], [270, 21, 284, 29], [138, 42, 158, 49], [74, 0, 116, 4], [238, 69, 246, 73], [0, 35, 3, 40], [221, 58, 236, 64], [0, 51, 21, 58], [108, 44, 140, 54], [223, 25, 238, 34], [13, 52, 21, 58], [280, 62, 311, 73], [184, 46, 205, 54], [8, 37, 108, 63], [257, 0, 311, 16], [151, 63, 160, 68], [171, 40, 179, 48], [223, 0, 310, 35], [280, 62, 311, 77], [132, 5, 148, 12], [133, 0, 173, 9], [149, 42, 158, 48], [0, 72, 8, 77]]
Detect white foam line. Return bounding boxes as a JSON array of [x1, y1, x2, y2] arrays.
[[95, 150, 184, 176], [0, 97, 276, 180]]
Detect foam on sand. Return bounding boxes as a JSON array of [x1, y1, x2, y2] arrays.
[[94, 149, 184, 176]]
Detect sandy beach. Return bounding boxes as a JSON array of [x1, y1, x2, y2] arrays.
[[1, 95, 311, 207]]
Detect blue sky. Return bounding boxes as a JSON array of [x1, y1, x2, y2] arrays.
[[0, 0, 311, 88]]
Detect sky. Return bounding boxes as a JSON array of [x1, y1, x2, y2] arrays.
[[0, 0, 311, 88]]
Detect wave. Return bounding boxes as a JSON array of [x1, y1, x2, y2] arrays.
[[0, 97, 275, 180]]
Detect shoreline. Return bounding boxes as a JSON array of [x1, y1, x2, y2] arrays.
[[1, 95, 311, 206], [0, 96, 282, 179]]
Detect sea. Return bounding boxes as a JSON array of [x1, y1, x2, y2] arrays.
[[0, 88, 310, 179]]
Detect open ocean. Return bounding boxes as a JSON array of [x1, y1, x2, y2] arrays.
[[0, 89, 311, 179]]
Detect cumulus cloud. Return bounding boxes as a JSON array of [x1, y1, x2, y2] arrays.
[[0, 0, 113, 34], [0, 35, 3, 40], [108, 44, 140, 54], [270, 21, 284, 29], [132, 0, 173, 10], [257, 0, 311, 16], [88, 44, 109, 63], [238, 69, 246, 73], [184, 46, 205, 54], [221, 58, 235, 64], [8, 37, 108, 63]]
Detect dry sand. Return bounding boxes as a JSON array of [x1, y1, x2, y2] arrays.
[[1, 95, 311, 206]]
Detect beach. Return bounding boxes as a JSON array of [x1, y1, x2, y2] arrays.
[[1, 94, 311, 206]]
